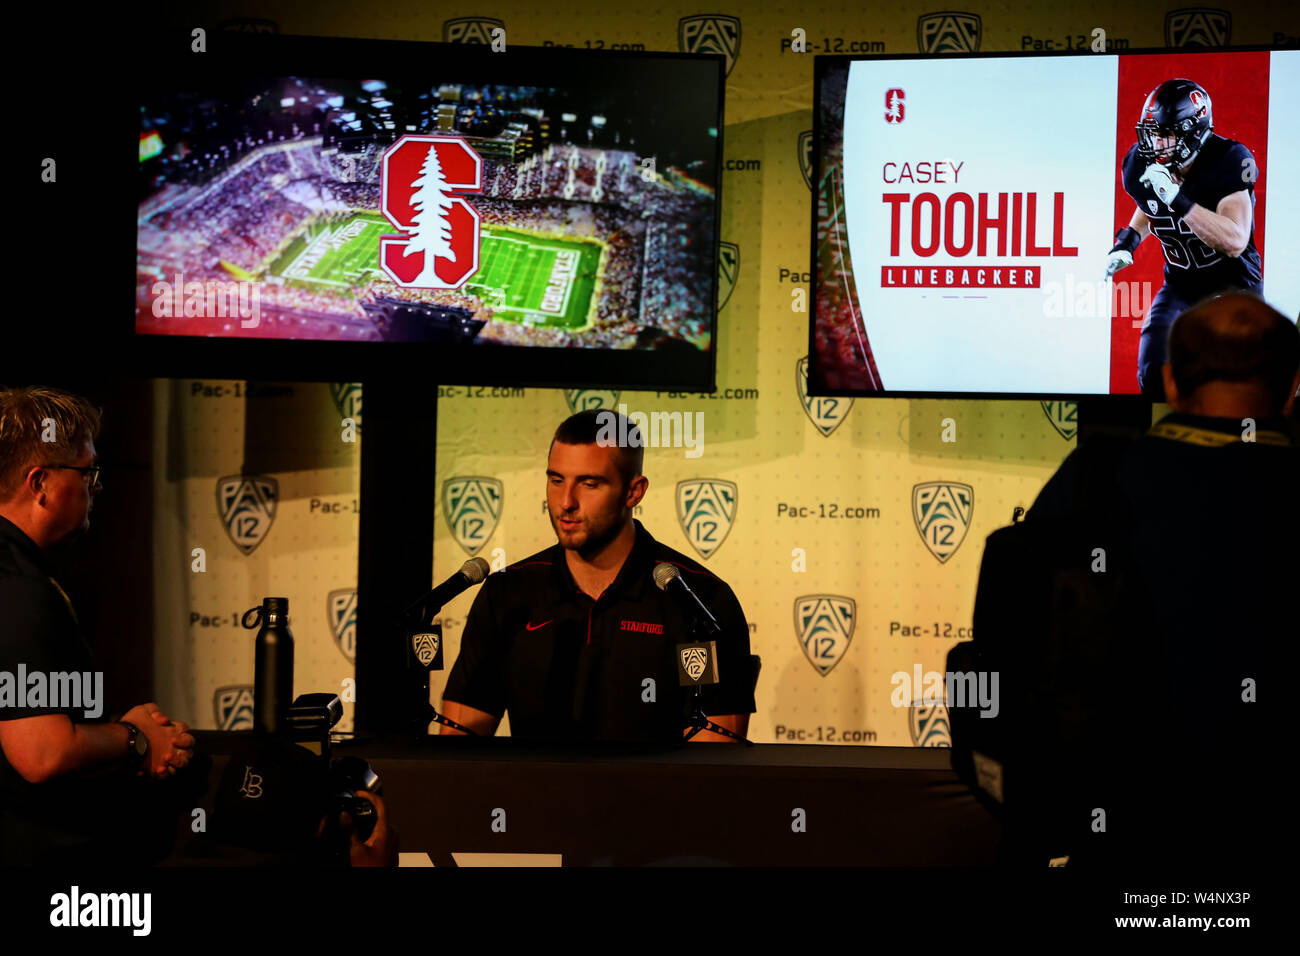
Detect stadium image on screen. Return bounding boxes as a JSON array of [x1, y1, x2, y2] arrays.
[[137, 71, 719, 353]]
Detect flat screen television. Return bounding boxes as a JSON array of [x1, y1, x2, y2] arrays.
[[810, 47, 1298, 398], [132, 32, 724, 388]]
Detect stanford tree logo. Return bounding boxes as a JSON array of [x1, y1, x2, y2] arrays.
[[379, 135, 483, 289]]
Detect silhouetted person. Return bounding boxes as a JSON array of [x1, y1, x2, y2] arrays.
[[1027, 292, 1298, 867]]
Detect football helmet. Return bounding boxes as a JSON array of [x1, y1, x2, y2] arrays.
[[1136, 79, 1213, 169]]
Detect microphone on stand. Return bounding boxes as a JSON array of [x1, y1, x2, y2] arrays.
[[653, 562, 749, 744], [400, 557, 490, 735], [653, 562, 722, 636], [403, 557, 491, 625]]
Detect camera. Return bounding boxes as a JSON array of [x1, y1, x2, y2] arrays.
[[288, 693, 382, 842]]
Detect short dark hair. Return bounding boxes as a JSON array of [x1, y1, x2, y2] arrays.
[[1168, 293, 1300, 414], [552, 409, 644, 488], [0, 386, 102, 501]]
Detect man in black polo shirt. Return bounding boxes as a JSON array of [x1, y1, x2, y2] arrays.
[[0, 385, 195, 864], [441, 410, 755, 742], [1026, 292, 1297, 865]]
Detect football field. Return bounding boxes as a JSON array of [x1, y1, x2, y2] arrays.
[[266, 213, 600, 330]]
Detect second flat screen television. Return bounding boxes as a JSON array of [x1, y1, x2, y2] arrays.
[[811, 47, 1299, 399]]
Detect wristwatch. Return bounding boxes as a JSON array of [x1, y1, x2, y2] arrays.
[[119, 721, 148, 768]]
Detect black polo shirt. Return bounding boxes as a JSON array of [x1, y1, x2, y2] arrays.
[[443, 519, 756, 742], [0, 515, 120, 864]]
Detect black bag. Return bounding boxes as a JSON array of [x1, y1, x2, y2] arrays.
[[948, 434, 1158, 866]]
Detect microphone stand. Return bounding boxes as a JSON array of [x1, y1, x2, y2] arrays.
[[398, 593, 479, 736], [681, 616, 751, 745]]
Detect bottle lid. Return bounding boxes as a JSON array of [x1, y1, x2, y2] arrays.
[[263, 597, 290, 614]]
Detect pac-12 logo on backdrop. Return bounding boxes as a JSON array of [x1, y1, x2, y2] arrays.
[[214, 685, 255, 730], [330, 383, 362, 430], [913, 481, 973, 563], [217, 475, 277, 555], [443, 476, 502, 557], [797, 356, 852, 437], [909, 700, 951, 747], [916, 12, 981, 53], [798, 130, 814, 189], [677, 479, 737, 559], [679, 15, 741, 76], [564, 390, 620, 413], [717, 241, 739, 312], [379, 135, 483, 289], [1165, 8, 1230, 47], [328, 589, 357, 664], [1041, 401, 1078, 441], [443, 16, 505, 44], [794, 595, 855, 676], [885, 89, 905, 124]]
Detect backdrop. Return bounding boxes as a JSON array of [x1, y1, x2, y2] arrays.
[[146, 0, 1297, 743]]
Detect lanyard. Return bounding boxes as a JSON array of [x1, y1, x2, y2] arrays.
[[1148, 422, 1291, 447]]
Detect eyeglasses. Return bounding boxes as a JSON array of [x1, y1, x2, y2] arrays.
[[39, 464, 102, 488]]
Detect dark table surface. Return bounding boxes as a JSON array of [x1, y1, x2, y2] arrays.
[[174, 731, 1001, 865]]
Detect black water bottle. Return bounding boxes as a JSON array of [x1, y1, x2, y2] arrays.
[[245, 596, 294, 734]]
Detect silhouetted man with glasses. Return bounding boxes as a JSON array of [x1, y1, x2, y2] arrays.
[[0, 385, 195, 864]]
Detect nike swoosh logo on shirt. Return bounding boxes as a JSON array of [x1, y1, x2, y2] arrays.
[[525, 620, 553, 631]]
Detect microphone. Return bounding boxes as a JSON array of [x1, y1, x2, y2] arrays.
[[653, 563, 722, 636], [420, 557, 491, 617]]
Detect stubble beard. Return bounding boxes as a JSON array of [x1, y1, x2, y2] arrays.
[[552, 504, 628, 559]]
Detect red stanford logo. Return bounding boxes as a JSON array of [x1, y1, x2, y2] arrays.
[[885, 88, 905, 123], [379, 135, 483, 289]]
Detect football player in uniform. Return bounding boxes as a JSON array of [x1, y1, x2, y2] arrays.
[[1105, 79, 1263, 400]]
